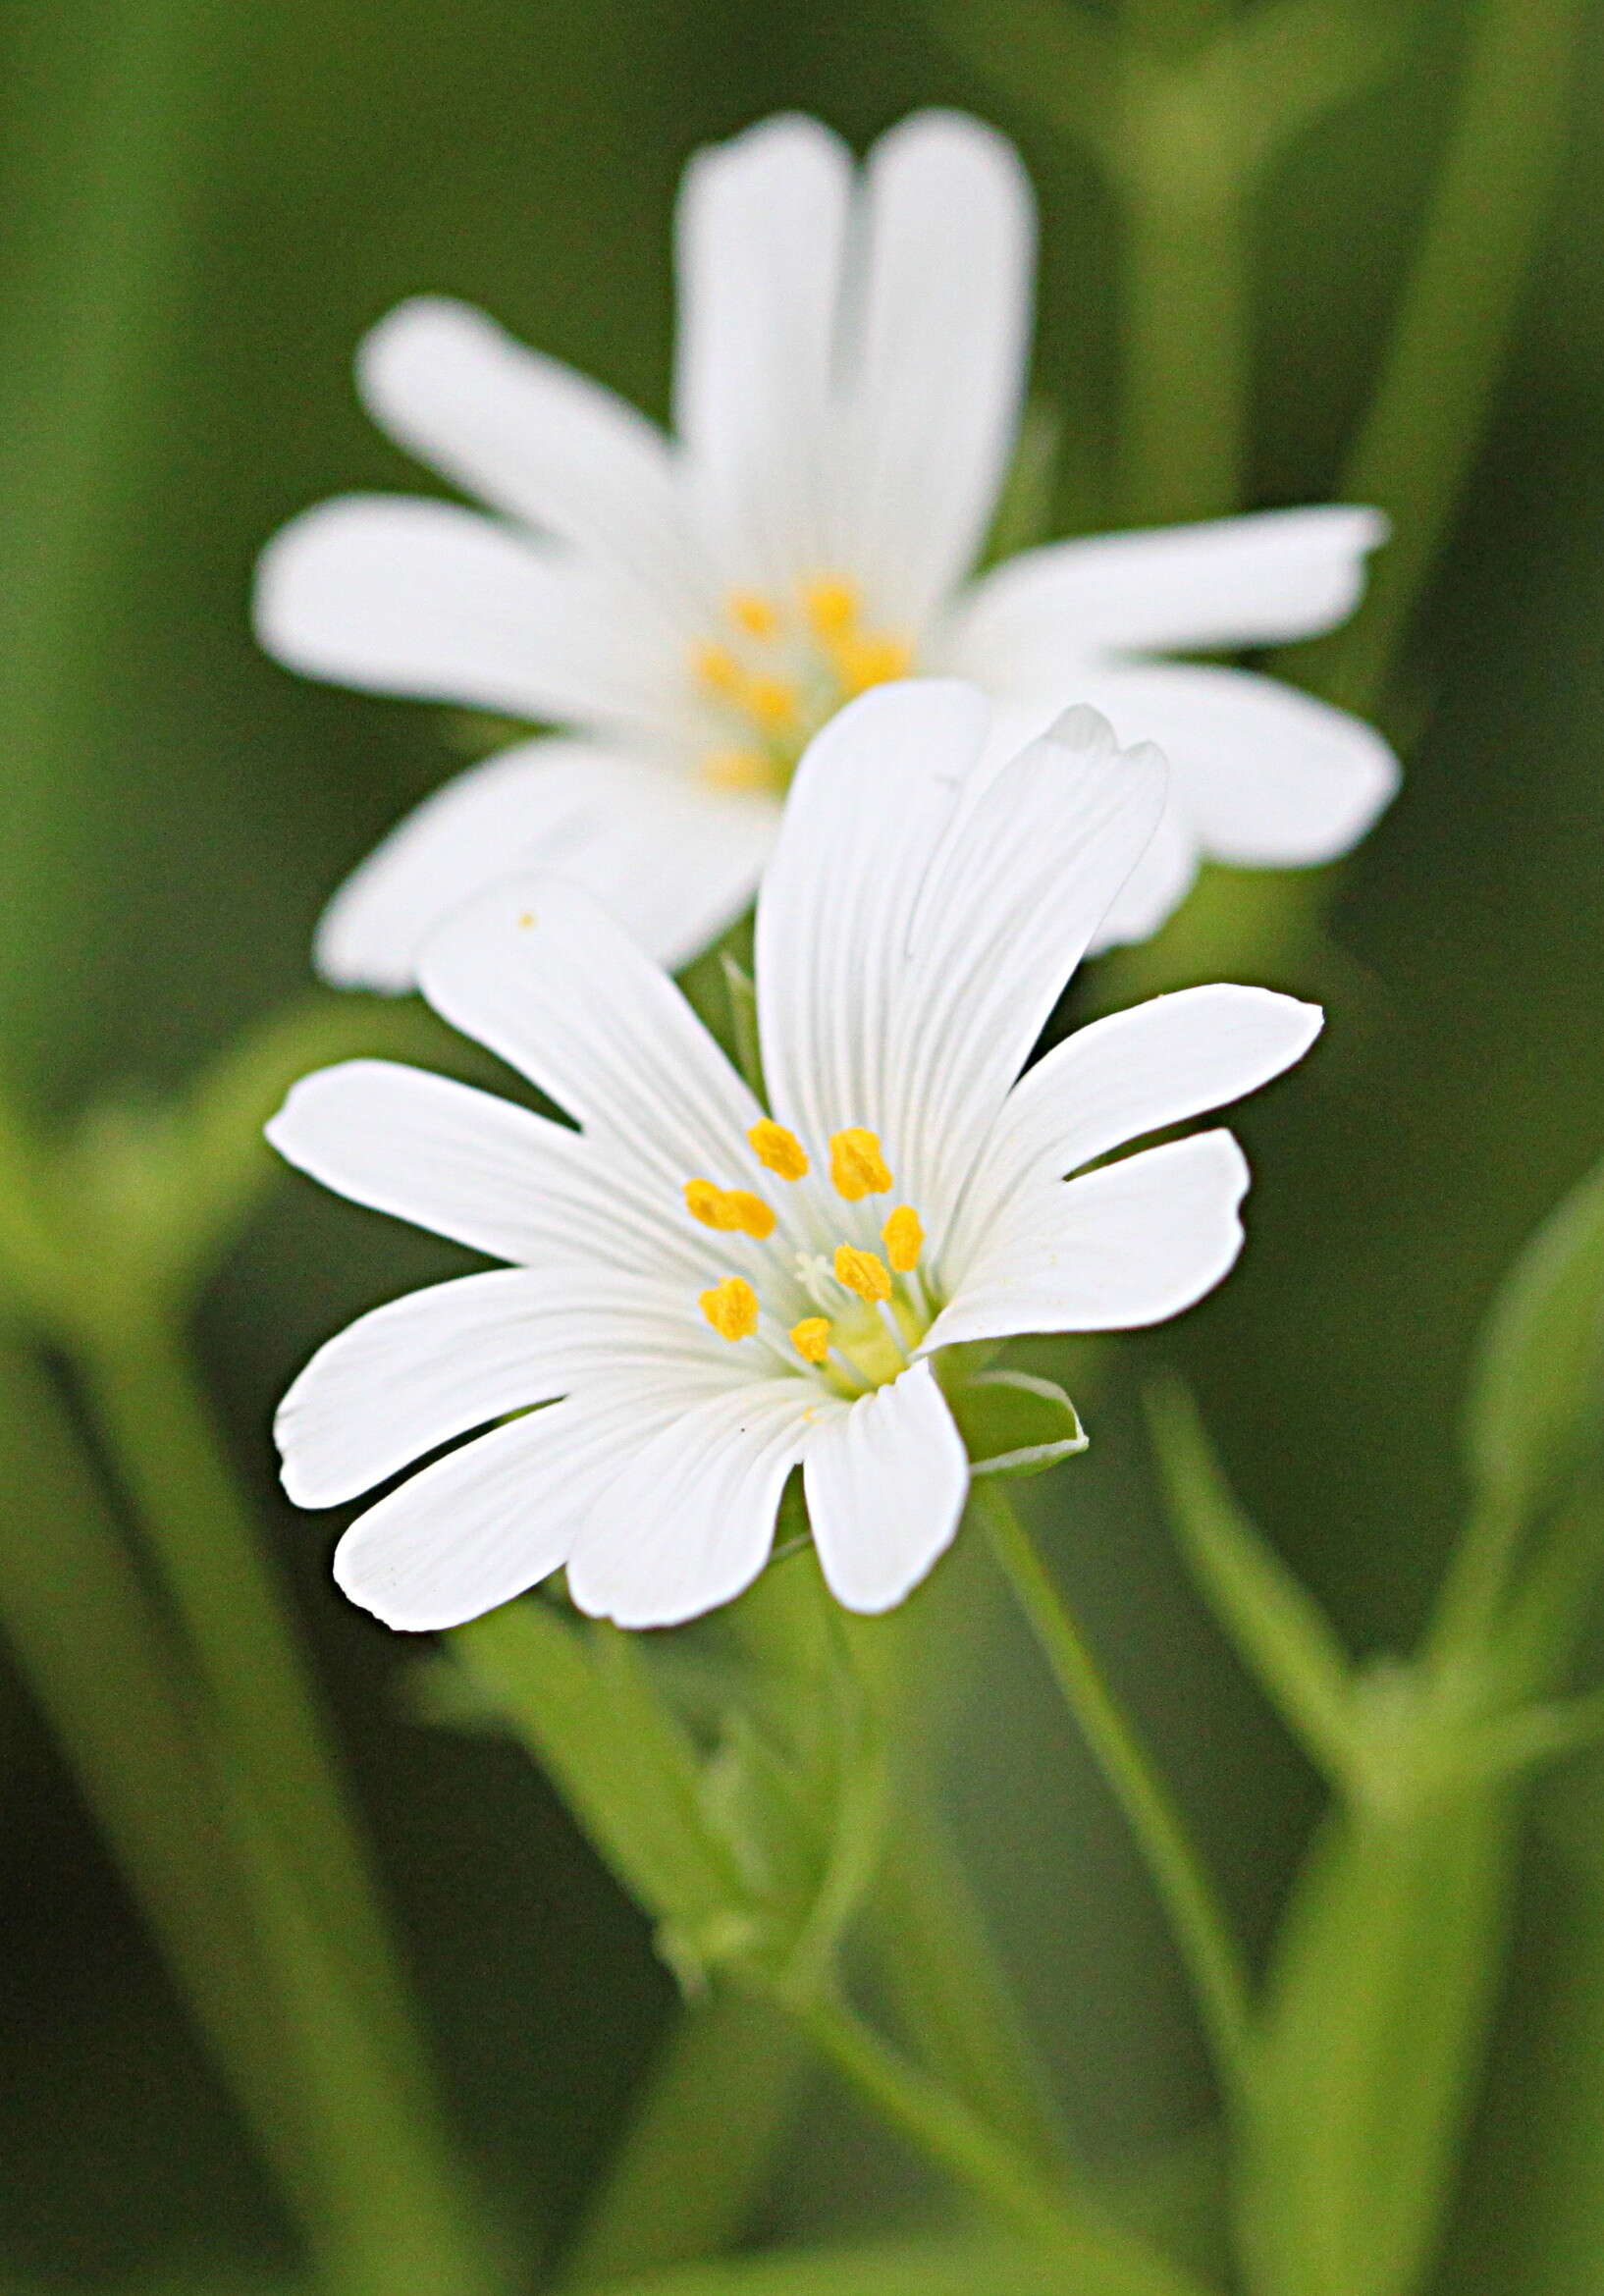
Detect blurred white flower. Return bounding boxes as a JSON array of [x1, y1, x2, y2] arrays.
[[254, 109, 1398, 989], [267, 682, 1321, 1631]]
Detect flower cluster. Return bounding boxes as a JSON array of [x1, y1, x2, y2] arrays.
[[262, 109, 1387, 1632]]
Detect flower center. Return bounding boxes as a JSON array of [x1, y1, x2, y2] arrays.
[[684, 1121, 933, 1396], [690, 575, 915, 793]]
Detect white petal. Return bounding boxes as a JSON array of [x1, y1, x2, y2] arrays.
[[277, 1267, 716, 1509], [949, 505, 1387, 675], [332, 1385, 697, 1632], [803, 1361, 969, 1614], [948, 986, 1322, 1271], [754, 677, 990, 1166], [925, 1131, 1252, 1353], [841, 111, 1035, 624], [314, 738, 777, 992], [1085, 797, 1202, 953], [566, 1380, 815, 1628], [416, 875, 764, 1197], [757, 685, 1167, 1229], [673, 114, 853, 584], [266, 1058, 706, 1279], [253, 495, 677, 733], [357, 296, 699, 626], [1070, 663, 1400, 869]]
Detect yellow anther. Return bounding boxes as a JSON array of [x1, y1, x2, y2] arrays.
[[837, 633, 913, 695], [703, 746, 773, 790], [791, 1316, 831, 1364], [727, 588, 778, 638], [802, 574, 860, 638], [829, 1127, 893, 1201], [834, 1245, 891, 1305], [725, 1190, 775, 1240], [748, 1120, 809, 1180], [692, 643, 745, 697], [685, 1178, 740, 1231], [700, 1276, 759, 1342], [745, 673, 799, 730], [882, 1205, 924, 1273], [684, 1180, 775, 1239]]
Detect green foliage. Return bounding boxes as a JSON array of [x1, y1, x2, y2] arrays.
[[1465, 1141, 1604, 1533], [948, 1368, 1088, 1479], [1147, 1378, 1358, 1785], [1240, 1794, 1516, 2296], [451, 1579, 884, 2001]]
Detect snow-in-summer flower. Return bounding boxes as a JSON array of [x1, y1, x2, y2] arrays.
[[267, 681, 1321, 1631], [254, 110, 1399, 991]]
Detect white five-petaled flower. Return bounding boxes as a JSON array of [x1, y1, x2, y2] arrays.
[[267, 682, 1321, 1631], [254, 108, 1399, 992]]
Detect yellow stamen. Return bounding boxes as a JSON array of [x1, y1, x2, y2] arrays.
[[829, 1127, 893, 1201], [685, 1178, 739, 1230], [802, 574, 860, 639], [834, 1245, 891, 1305], [727, 588, 778, 638], [703, 746, 772, 790], [700, 1276, 759, 1342], [693, 643, 744, 697], [748, 1120, 809, 1181], [882, 1205, 924, 1273], [684, 1180, 775, 1239], [791, 1315, 831, 1364], [745, 673, 799, 730], [725, 1190, 775, 1240], [836, 633, 912, 695]]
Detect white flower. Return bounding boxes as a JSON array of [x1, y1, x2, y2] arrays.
[[254, 109, 1398, 991], [267, 681, 1321, 1632]]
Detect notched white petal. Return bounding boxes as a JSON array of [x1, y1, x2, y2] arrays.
[[803, 1361, 968, 1613]]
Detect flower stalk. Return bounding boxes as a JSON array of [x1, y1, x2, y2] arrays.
[[974, 1476, 1253, 2112]]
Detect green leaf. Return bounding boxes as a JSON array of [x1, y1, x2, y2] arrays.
[[451, 1600, 751, 1971], [1466, 1143, 1604, 1527], [1146, 1378, 1358, 1785], [947, 1369, 1088, 1479], [1240, 1792, 1518, 2296]]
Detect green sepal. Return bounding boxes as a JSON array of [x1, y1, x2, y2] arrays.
[[1465, 1141, 1604, 1529], [946, 1368, 1088, 1479]]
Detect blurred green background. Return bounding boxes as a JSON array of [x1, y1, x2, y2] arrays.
[[3, 0, 1603, 2285]]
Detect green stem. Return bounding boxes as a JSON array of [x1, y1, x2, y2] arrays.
[[797, 1997, 1202, 2295], [75, 1312, 499, 2295], [0, 1337, 327, 2254], [1285, 0, 1589, 715], [974, 1480, 1253, 2112], [0, 0, 233, 1073], [563, 1992, 809, 2286], [1427, 1499, 1526, 1668], [0, 1338, 494, 2294], [1116, 52, 1250, 525], [869, 1798, 1073, 2179]]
